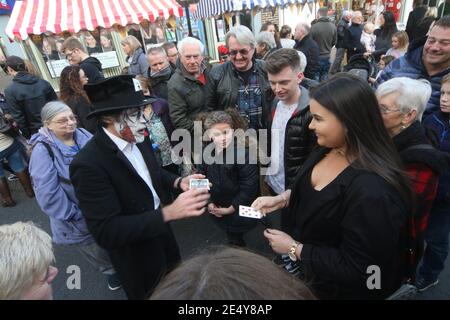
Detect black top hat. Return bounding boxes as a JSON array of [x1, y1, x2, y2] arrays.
[[85, 75, 155, 119]]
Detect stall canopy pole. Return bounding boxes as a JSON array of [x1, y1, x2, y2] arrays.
[[184, 2, 193, 36]]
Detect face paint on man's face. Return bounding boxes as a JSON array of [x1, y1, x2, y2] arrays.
[[116, 108, 147, 143]]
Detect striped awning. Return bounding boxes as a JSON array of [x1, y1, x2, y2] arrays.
[[5, 0, 184, 41], [194, 0, 303, 20]]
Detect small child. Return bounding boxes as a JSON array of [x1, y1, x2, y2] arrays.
[[361, 22, 376, 54], [369, 55, 395, 84], [385, 31, 409, 59], [421, 73, 450, 291], [196, 109, 260, 247]]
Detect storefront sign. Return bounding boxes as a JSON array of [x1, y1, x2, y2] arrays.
[[90, 51, 120, 69], [46, 59, 70, 78]]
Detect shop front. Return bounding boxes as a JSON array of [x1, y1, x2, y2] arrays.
[[5, 0, 184, 91]]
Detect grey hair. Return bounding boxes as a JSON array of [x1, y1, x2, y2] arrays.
[[298, 51, 307, 73], [256, 31, 276, 50], [41, 101, 72, 124], [0, 222, 54, 300], [296, 22, 311, 35], [225, 25, 256, 49], [147, 45, 167, 58], [352, 11, 363, 20], [204, 111, 233, 130], [177, 37, 205, 55], [375, 77, 432, 121], [343, 10, 352, 18]]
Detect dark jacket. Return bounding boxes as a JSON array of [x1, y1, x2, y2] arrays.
[[373, 27, 397, 61], [336, 17, 350, 48], [406, 5, 427, 42], [411, 17, 438, 43], [69, 129, 180, 299], [393, 121, 449, 274], [343, 23, 365, 61], [310, 17, 337, 58], [205, 59, 273, 129], [268, 86, 315, 189], [148, 66, 174, 100], [4, 72, 57, 138], [294, 35, 320, 79], [289, 147, 408, 299], [197, 146, 259, 234], [80, 57, 104, 84], [65, 95, 97, 134], [168, 63, 209, 132], [375, 37, 450, 117], [423, 112, 450, 203]]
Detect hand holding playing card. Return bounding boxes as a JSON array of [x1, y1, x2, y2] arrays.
[[251, 195, 285, 215], [239, 205, 263, 219], [180, 174, 211, 192]]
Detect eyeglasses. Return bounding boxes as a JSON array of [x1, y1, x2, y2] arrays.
[[52, 115, 77, 125], [229, 48, 252, 57], [379, 104, 400, 114]]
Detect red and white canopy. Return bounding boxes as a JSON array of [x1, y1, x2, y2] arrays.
[[6, 0, 184, 41]]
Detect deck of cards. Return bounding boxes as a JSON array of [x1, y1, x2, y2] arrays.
[[189, 179, 210, 190], [239, 205, 263, 219]]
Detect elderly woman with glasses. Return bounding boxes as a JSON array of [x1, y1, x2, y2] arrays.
[[29, 101, 121, 291], [376, 78, 449, 282]]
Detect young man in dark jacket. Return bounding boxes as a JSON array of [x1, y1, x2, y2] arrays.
[[70, 75, 210, 299], [61, 36, 105, 84], [264, 48, 316, 238], [4, 56, 57, 138]]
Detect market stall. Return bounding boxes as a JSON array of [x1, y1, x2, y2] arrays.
[[5, 0, 184, 90]]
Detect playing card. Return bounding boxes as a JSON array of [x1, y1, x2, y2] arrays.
[[189, 179, 210, 190], [239, 205, 263, 219]]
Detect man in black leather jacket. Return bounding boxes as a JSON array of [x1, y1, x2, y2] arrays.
[[205, 25, 273, 131]]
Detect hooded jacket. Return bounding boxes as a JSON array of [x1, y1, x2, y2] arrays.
[[375, 37, 450, 118], [29, 127, 94, 245], [80, 56, 105, 84], [4, 72, 58, 138]]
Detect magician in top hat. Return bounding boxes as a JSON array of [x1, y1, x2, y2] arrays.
[[69, 75, 211, 299]]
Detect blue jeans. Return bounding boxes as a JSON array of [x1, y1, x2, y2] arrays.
[[417, 203, 450, 281], [0, 140, 26, 178], [318, 58, 331, 82]]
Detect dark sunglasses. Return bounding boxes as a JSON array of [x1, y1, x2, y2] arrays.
[[228, 48, 252, 57]]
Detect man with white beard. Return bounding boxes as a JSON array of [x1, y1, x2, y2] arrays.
[[70, 75, 210, 299]]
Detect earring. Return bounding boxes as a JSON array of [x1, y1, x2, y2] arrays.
[[400, 125, 406, 131]]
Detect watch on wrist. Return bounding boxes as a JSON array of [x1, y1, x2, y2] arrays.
[[288, 241, 300, 261]]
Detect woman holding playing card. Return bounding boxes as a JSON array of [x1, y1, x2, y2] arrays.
[[197, 109, 260, 247], [252, 74, 412, 300]]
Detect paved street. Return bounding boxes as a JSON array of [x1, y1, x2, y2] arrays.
[[1, 178, 449, 300]]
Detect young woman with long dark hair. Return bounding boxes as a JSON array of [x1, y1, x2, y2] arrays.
[[59, 65, 96, 133], [373, 11, 398, 61], [253, 74, 412, 299]]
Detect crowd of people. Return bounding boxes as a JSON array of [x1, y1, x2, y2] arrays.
[[1, 3, 450, 301]]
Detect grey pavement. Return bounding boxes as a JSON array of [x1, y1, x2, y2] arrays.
[[1, 178, 449, 300]]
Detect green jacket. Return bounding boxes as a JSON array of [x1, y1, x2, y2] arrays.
[[167, 64, 209, 132]]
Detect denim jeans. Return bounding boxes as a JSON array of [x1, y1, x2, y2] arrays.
[[318, 58, 331, 82], [0, 140, 27, 178], [417, 202, 450, 281]]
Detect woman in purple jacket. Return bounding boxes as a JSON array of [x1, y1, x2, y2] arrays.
[[29, 101, 121, 291]]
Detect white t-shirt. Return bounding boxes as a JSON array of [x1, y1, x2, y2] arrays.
[[266, 100, 298, 195]]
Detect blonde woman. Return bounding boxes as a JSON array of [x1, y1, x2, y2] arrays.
[[121, 35, 149, 77]]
